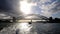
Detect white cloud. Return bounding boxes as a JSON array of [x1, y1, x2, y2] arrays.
[[19, 0, 60, 18], [40, 0, 51, 3], [32, 0, 59, 17]]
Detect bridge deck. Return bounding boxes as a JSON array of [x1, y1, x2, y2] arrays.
[[17, 20, 47, 23]]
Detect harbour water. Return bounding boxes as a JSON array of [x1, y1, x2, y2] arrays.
[[0, 23, 60, 34]]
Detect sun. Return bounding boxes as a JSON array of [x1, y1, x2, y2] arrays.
[[20, 1, 32, 14], [19, 0, 37, 15]]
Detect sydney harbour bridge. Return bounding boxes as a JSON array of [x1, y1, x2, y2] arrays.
[[0, 13, 60, 23]]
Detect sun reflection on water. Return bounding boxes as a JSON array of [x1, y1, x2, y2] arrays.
[[17, 23, 32, 34]]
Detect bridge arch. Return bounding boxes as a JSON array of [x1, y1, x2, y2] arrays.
[[23, 14, 48, 20]]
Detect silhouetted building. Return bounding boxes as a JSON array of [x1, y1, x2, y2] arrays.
[[49, 17, 53, 20], [13, 17, 16, 22], [48, 17, 60, 23]]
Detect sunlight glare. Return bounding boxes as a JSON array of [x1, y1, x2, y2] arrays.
[[20, 0, 37, 15], [18, 23, 32, 31]]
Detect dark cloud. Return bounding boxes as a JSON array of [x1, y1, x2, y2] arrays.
[[0, 0, 7, 10], [0, 0, 22, 17]]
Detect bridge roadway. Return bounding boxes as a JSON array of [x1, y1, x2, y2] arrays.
[[0, 19, 49, 23]]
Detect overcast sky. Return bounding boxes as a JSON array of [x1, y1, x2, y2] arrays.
[[0, 0, 60, 18]]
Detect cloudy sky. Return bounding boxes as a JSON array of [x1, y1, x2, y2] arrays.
[[0, 0, 60, 18]]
